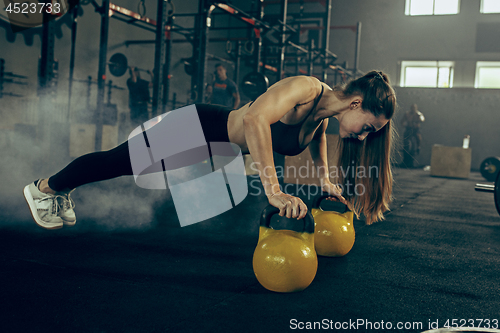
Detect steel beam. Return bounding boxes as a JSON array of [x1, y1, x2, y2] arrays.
[[152, 0, 166, 116], [95, 0, 110, 152], [321, 0, 331, 82]]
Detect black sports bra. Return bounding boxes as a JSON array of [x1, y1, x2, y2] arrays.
[[250, 85, 324, 156]]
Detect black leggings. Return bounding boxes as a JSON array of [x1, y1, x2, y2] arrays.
[[47, 104, 233, 192], [48, 140, 133, 192]]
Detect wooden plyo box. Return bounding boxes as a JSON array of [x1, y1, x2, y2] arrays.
[[430, 145, 472, 179]]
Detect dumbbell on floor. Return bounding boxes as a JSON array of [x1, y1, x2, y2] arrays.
[[480, 156, 500, 182], [475, 171, 500, 217]]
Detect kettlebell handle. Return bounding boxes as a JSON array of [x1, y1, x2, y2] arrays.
[[312, 192, 348, 213], [260, 205, 315, 234]]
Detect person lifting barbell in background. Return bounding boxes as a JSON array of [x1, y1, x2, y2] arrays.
[[23, 71, 396, 230], [127, 66, 154, 127]]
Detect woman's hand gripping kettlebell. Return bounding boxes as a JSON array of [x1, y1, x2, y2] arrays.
[[321, 180, 348, 205], [267, 191, 308, 220]]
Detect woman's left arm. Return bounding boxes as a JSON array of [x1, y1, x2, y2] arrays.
[[309, 119, 347, 204], [308, 119, 330, 184]]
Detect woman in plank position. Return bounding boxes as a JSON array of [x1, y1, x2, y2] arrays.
[[24, 70, 396, 229]]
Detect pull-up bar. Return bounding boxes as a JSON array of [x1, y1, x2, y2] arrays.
[[211, 2, 298, 38], [109, 3, 159, 32], [91, 0, 174, 33], [300, 25, 358, 33], [213, 3, 266, 28]]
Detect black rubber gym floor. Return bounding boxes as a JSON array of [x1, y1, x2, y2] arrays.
[[1, 168, 499, 333]]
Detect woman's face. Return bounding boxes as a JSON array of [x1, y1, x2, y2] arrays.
[[337, 103, 389, 140]]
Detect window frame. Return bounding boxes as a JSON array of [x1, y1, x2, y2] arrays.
[[475, 61, 500, 89], [480, 0, 500, 13], [400, 61, 455, 88], [405, 0, 461, 16]]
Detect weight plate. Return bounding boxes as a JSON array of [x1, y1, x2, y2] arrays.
[[480, 156, 500, 182], [495, 171, 500, 216], [240, 72, 269, 100], [183, 58, 194, 76], [108, 53, 128, 77]]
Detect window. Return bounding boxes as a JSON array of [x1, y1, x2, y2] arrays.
[[405, 0, 460, 15], [475, 62, 500, 88], [481, 0, 500, 13], [400, 61, 454, 88]]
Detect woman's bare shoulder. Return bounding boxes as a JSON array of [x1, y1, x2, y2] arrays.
[[269, 75, 321, 89], [266, 76, 322, 102]]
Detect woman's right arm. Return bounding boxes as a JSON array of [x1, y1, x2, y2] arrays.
[[242, 76, 321, 219]]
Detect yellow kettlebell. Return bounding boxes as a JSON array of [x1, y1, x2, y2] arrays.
[[311, 194, 355, 257], [252, 205, 317, 293]]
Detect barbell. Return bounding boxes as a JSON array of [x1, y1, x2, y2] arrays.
[[108, 53, 149, 77], [475, 170, 500, 216]]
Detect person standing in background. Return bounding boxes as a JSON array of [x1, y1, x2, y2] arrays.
[[127, 66, 153, 127], [401, 103, 425, 168], [207, 63, 240, 109], [402, 103, 425, 155]]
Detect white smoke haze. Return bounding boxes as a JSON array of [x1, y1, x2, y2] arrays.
[[72, 179, 170, 231], [0, 96, 173, 231], [1, 128, 44, 224]]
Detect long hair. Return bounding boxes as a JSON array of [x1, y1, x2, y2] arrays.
[[334, 71, 397, 225]]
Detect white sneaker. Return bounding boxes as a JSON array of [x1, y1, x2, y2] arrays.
[[57, 191, 76, 226], [23, 180, 63, 230]]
